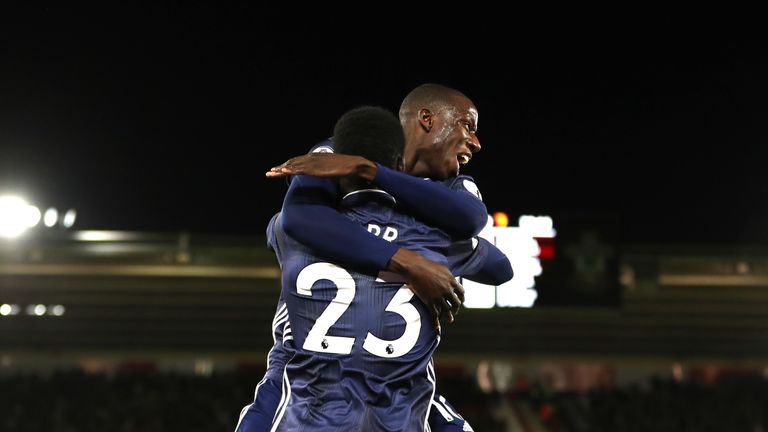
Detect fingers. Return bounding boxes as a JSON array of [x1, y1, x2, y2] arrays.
[[452, 279, 465, 305], [447, 291, 461, 318], [441, 304, 455, 324], [428, 298, 457, 330], [429, 302, 453, 330], [265, 156, 303, 177], [429, 304, 442, 332], [442, 279, 463, 319], [265, 153, 345, 178], [438, 279, 462, 323], [435, 297, 456, 324], [265, 166, 291, 177], [265, 156, 304, 177]]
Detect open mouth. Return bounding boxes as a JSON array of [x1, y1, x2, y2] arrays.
[[457, 153, 471, 165]]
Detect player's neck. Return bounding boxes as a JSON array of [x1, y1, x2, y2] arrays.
[[339, 177, 372, 196]]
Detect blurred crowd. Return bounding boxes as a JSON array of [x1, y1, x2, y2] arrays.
[[1, 368, 766, 431]]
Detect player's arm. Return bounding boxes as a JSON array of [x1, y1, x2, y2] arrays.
[[435, 174, 512, 284], [237, 218, 289, 432], [453, 237, 513, 285], [280, 174, 463, 324], [371, 164, 487, 238], [281, 174, 397, 272], [268, 154, 487, 238]]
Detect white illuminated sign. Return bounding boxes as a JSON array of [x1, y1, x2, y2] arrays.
[[461, 215, 555, 309]]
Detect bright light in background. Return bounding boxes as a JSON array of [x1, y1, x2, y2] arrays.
[[493, 211, 509, 227], [461, 214, 556, 309], [75, 231, 135, 242], [3, 304, 64, 317], [0, 304, 21, 316], [520, 215, 556, 261], [44, 207, 58, 227], [62, 209, 77, 228], [0, 195, 41, 238], [519, 215, 556, 237], [27, 206, 41, 227]]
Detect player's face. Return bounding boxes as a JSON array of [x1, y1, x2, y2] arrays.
[[424, 97, 480, 179]]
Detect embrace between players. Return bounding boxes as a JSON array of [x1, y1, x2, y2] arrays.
[[236, 84, 513, 432]]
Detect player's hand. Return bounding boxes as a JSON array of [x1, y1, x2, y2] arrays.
[[266, 153, 378, 181], [388, 248, 464, 331]]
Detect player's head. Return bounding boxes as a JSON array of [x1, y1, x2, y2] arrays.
[[399, 83, 481, 180], [333, 105, 405, 171]]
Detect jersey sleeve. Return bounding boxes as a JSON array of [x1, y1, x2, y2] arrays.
[[448, 237, 513, 285], [266, 212, 282, 263], [371, 165, 488, 238], [280, 174, 400, 274]]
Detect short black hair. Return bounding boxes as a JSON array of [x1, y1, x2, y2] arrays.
[[333, 106, 404, 169]]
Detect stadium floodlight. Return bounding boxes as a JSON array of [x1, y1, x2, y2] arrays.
[[0, 304, 20, 316], [0, 195, 41, 238], [62, 209, 77, 228], [44, 207, 58, 227]]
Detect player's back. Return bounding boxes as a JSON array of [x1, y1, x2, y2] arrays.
[[269, 190, 449, 432]]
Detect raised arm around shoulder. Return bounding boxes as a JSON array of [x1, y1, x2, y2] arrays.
[[371, 164, 487, 238], [280, 174, 399, 273], [280, 174, 465, 326], [267, 154, 487, 238]]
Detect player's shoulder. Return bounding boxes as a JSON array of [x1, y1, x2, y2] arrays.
[[266, 212, 285, 252], [286, 138, 335, 186], [440, 175, 483, 201], [308, 138, 335, 154]]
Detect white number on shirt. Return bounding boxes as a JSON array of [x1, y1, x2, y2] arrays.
[[295, 262, 421, 358]]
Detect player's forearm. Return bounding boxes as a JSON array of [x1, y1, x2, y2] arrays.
[[371, 164, 488, 238], [281, 175, 398, 273], [449, 237, 513, 285], [386, 247, 423, 276], [462, 240, 513, 285]]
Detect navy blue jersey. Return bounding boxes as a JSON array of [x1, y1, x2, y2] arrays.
[[269, 190, 450, 432], [308, 138, 489, 275], [238, 140, 498, 431], [260, 213, 297, 384]]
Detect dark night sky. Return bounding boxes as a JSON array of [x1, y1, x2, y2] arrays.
[[1, 7, 767, 244]]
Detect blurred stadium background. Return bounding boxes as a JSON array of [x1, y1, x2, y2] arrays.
[[2, 206, 768, 431]]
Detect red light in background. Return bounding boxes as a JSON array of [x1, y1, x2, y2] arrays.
[[535, 237, 555, 260]]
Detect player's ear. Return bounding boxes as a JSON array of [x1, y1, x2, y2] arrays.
[[395, 155, 404, 172], [418, 109, 433, 132]]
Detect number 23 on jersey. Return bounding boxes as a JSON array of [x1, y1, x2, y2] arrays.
[[295, 262, 421, 358]]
